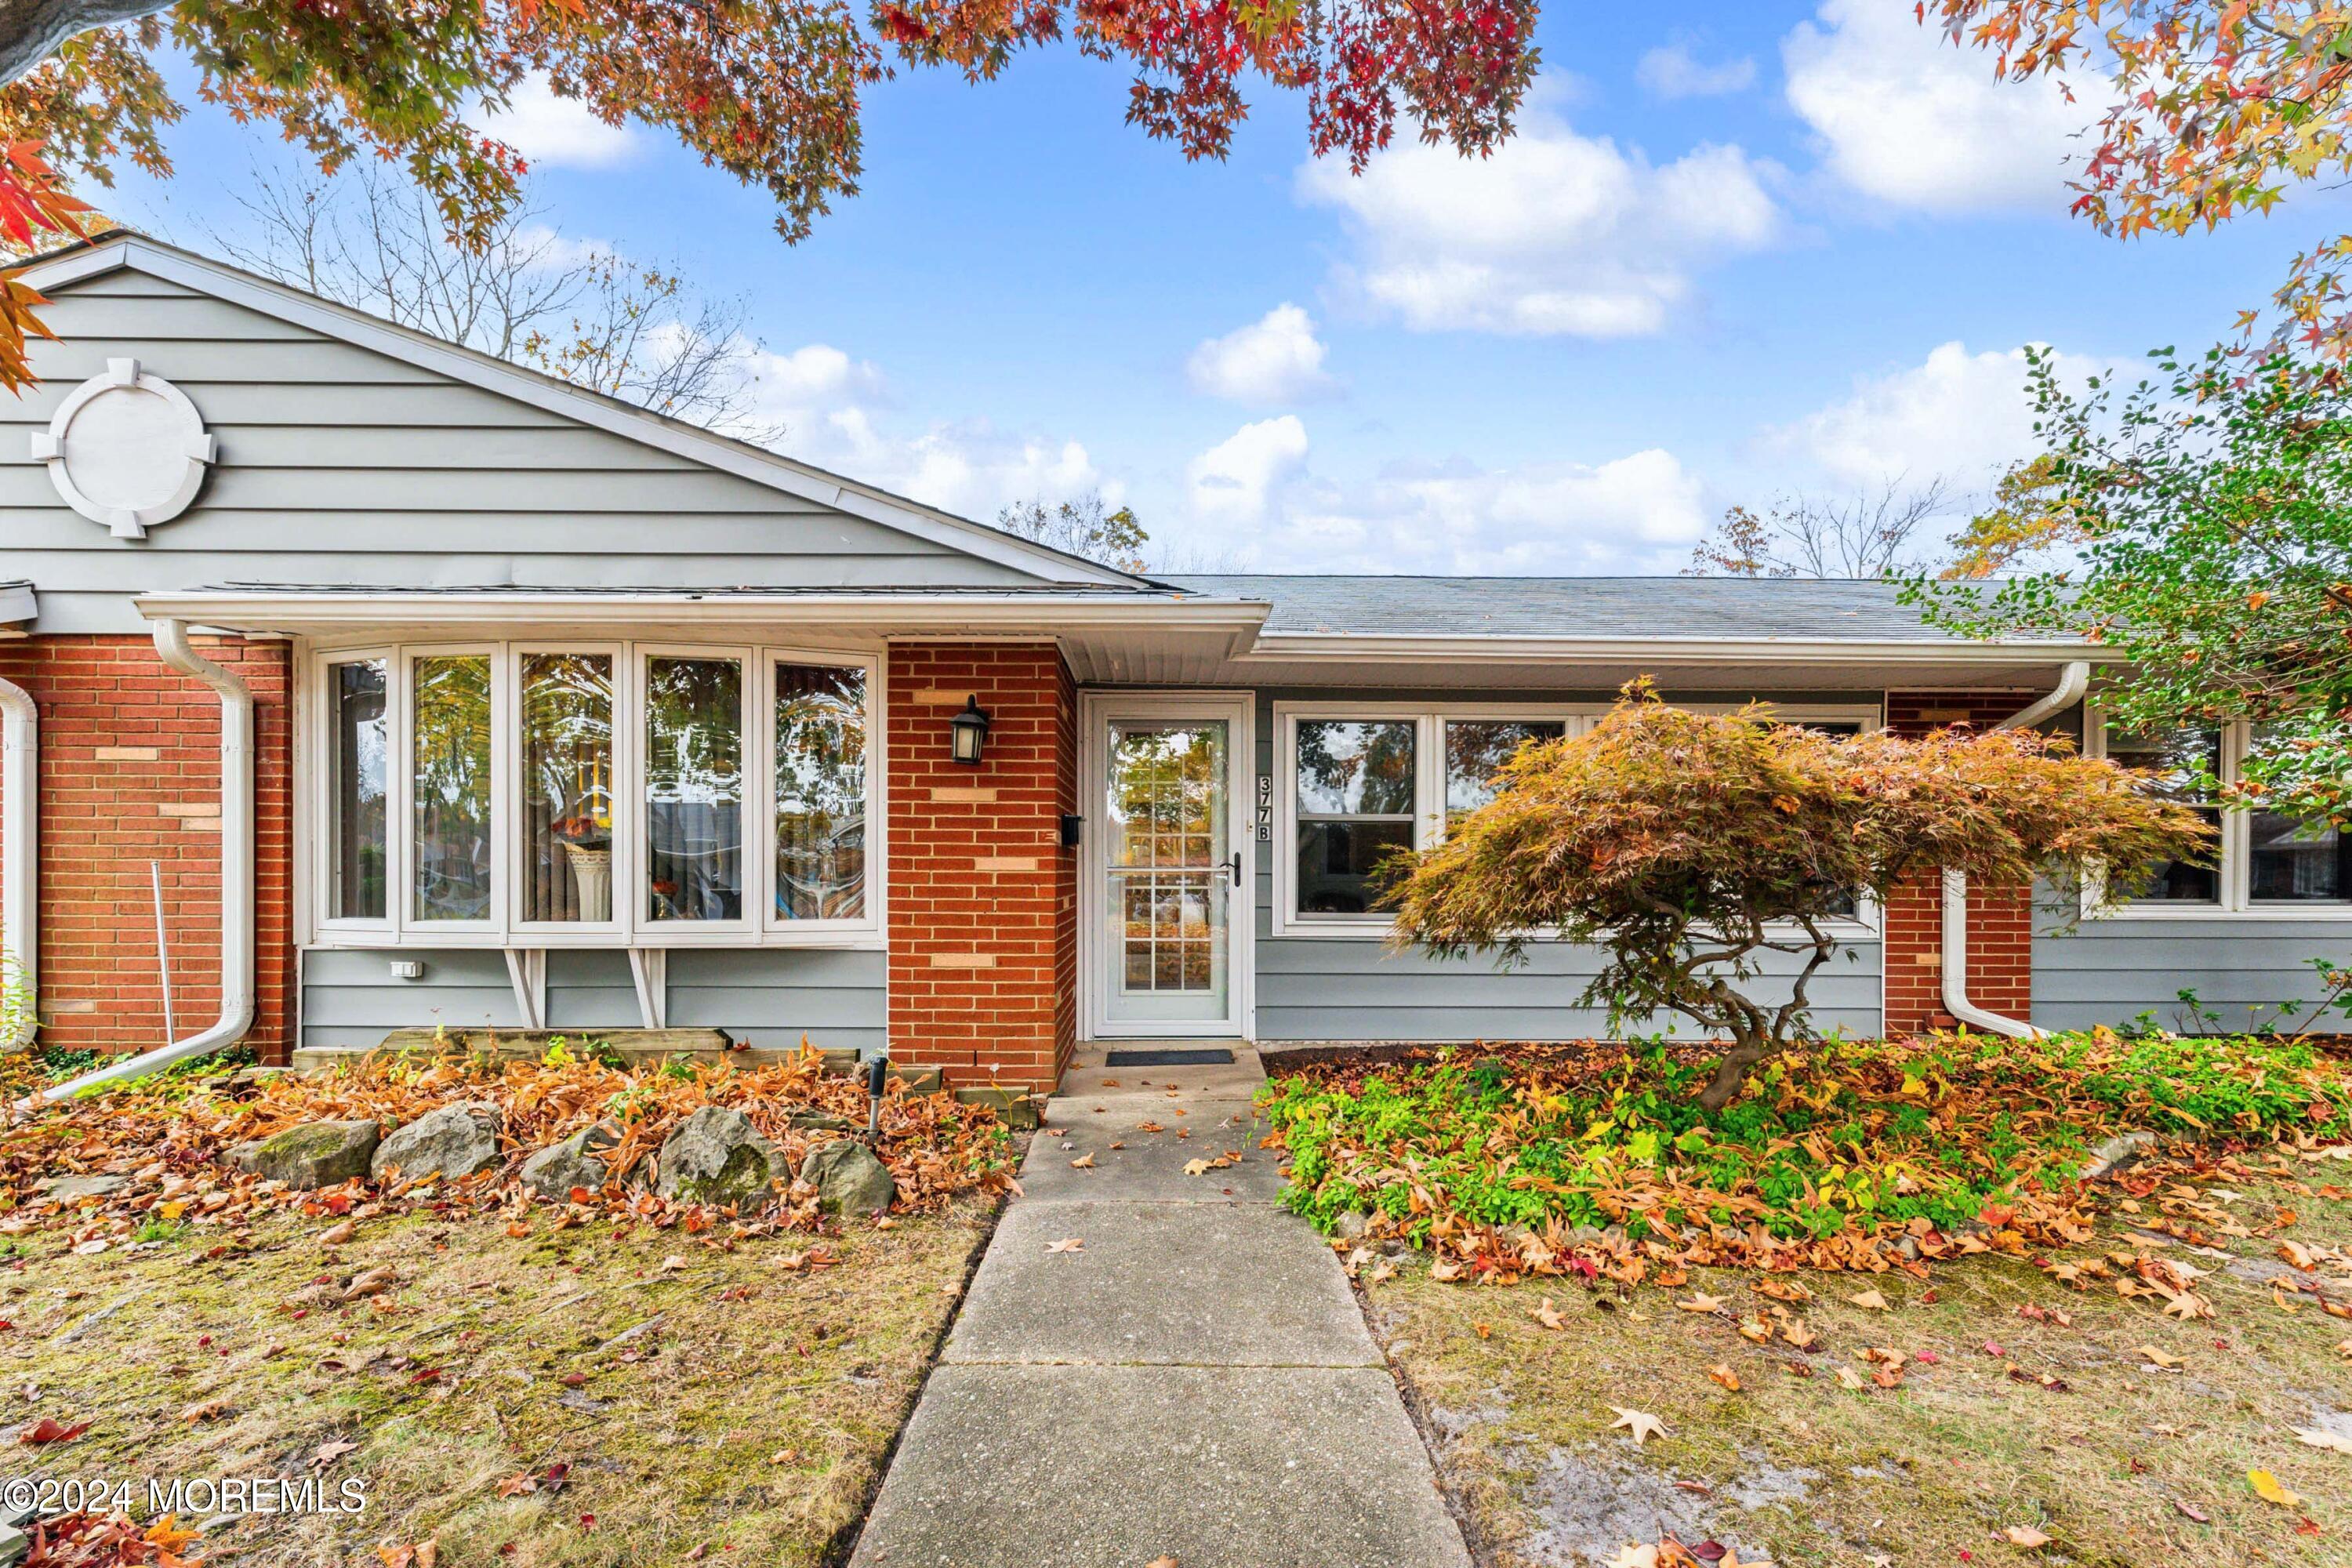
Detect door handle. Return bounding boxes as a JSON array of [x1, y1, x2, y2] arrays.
[[1227, 851, 1242, 887]]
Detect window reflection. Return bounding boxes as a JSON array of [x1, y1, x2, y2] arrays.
[[644, 656, 743, 922], [522, 654, 614, 922], [1443, 719, 1566, 822], [2104, 724, 2223, 903], [775, 662, 866, 920], [411, 655, 492, 921], [2249, 724, 2350, 902], [329, 659, 387, 920], [1295, 720, 1416, 916]]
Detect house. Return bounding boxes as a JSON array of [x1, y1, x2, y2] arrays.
[[0, 234, 2341, 1093]]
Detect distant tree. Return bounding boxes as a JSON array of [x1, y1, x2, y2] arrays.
[[0, 0, 1541, 391], [1381, 684, 2211, 1109], [211, 166, 782, 443], [996, 492, 1150, 573], [1685, 478, 1955, 579]]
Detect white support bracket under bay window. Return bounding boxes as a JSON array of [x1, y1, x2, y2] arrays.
[[502, 948, 547, 1031], [628, 948, 668, 1030]]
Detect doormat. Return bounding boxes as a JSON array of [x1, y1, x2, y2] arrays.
[[1102, 1048, 1236, 1067]]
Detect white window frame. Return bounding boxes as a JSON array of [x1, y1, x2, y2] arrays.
[[2085, 710, 2352, 920], [1272, 699, 1884, 938], [301, 639, 884, 950]]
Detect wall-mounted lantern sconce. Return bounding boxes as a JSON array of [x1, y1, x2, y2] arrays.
[[949, 696, 992, 766], [1059, 814, 1083, 849]]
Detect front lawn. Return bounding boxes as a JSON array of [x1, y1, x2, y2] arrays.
[[1261, 1032, 2352, 1566], [0, 1044, 1021, 1564], [2, 1201, 994, 1565], [1359, 1165, 2352, 1566]]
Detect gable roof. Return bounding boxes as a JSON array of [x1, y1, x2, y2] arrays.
[[16, 232, 1149, 590], [1167, 575, 2078, 644]]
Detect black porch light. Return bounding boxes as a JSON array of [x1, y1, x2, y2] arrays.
[[948, 695, 992, 766]]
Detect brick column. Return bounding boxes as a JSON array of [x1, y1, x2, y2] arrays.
[[0, 634, 296, 1062], [1881, 693, 2040, 1036], [884, 644, 1076, 1091]]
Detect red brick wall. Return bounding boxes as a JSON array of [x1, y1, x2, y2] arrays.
[[1881, 692, 2045, 1036], [0, 634, 296, 1061], [884, 643, 1076, 1091]]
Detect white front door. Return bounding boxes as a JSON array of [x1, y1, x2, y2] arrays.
[[1083, 694, 1250, 1038]]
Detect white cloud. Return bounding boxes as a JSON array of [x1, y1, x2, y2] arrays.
[[1782, 0, 2092, 212], [737, 344, 1119, 521], [1637, 42, 1757, 100], [478, 78, 640, 171], [1187, 416, 1311, 524], [1176, 418, 1708, 573], [1298, 114, 1781, 336], [1185, 304, 1336, 403], [1767, 339, 2109, 490]]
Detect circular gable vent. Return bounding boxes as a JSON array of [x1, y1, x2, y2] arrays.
[[31, 358, 216, 539]]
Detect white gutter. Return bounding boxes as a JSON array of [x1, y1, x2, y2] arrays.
[[129, 590, 1273, 637], [1938, 659, 2091, 1040], [28, 620, 254, 1104], [1245, 632, 2106, 666], [0, 673, 34, 1047]]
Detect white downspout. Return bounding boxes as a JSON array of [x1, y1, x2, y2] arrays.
[[1938, 659, 2091, 1040], [28, 620, 254, 1104], [0, 674, 35, 1047]]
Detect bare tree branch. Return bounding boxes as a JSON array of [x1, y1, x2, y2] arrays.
[[208, 164, 786, 445], [1686, 476, 1958, 579]]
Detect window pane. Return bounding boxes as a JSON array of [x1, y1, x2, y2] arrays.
[[328, 659, 387, 920], [2251, 807, 2350, 902], [411, 655, 492, 922], [1296, 819, 1414, 916], [645, 656, 743, 922], [1297, 720, 1416, 815], [522, 654, 614, 923], [1445, 719, 1566, 817], [775, 662, 867, 920], [2104, 724, 2222, 903]]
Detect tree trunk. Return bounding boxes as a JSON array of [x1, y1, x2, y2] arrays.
[[0, 0, 172, 86], [1696, 1031, 1780, 1112]]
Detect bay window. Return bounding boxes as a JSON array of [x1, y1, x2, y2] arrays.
[[2092, 715, 2352, 915], [310, 641, 880, 946], [1275, 701, 1881, 935], [327, 658, 387, 923]]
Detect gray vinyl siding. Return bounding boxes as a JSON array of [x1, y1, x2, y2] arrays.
[[3, 269, 1053, 635], [299, 946, 886, 1055], [1241, 687, 1886, 1042], [2033, 915, 2349, 1035]]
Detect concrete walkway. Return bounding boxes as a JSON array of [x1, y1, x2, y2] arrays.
[[849, 1047, 1473, 1568]]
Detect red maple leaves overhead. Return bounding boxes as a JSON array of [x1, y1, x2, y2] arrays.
[[0, 0, 1537, 392]]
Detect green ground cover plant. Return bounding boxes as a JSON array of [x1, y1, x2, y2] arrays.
[[1261, 1030, 2352, 1278]]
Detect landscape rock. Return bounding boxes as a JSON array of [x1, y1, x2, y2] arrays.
[[786, 1109, 857, 1133], [38, 1174, 129, 1203], [800, 1138, 897, 1217], [521, 1124, 620, 1200], [370, 1102, 503, 1183], [653, 1106, 789, 1208], [228, 1120, 381, 1188], [2082, 1128, 2159, 1180]]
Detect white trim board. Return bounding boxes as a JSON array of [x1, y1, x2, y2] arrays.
[[21, 236, 1144, 590]]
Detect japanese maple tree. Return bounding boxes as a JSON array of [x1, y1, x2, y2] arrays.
[[1380, 685, 2210, 1109], [0, 0, 1539, 391]]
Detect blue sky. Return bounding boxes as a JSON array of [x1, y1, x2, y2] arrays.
[[104, 0, 2318, 573]]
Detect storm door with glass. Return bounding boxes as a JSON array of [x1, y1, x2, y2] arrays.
[[1094, 702, 1247, 1035]]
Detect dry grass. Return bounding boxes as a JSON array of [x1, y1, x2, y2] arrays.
[[1361, 1168, 2352, 1567], [0, 1196, 1000, 1566]]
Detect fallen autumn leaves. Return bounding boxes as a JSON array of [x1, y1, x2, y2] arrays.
[[0, 1044, 1019, 1257]]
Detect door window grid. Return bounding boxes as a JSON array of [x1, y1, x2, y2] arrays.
[[1110, 724, 1224, 994]]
